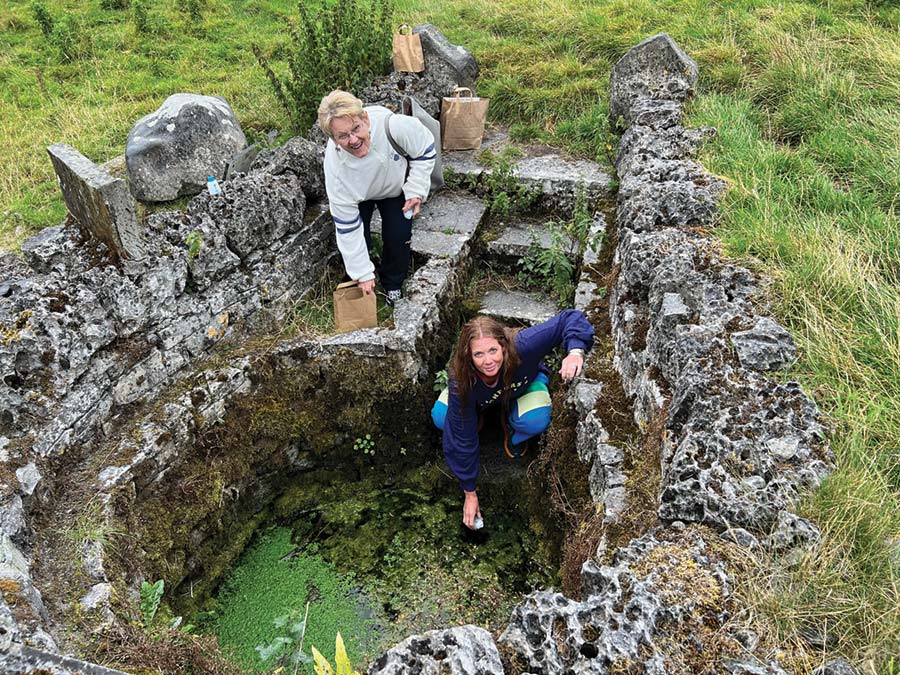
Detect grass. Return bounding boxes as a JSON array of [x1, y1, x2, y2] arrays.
[[3, 0, 900, 669]]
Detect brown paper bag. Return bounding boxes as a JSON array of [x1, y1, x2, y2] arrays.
[[392, 24, 425, 73], [440, 87, 490, 151], [333, 281, 377, 333]]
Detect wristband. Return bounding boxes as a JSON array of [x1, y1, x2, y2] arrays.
[[568, 348, 585, 357]]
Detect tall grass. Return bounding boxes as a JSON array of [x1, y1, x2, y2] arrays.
[[2, 0, 899, 668]]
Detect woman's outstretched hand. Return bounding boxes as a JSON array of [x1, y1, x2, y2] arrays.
[[463, 490, 481, 530], [559, 352, 584, 381], [402, 197, 423, 218]]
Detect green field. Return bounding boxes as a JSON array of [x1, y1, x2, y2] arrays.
[[2, 0, 899, 671]]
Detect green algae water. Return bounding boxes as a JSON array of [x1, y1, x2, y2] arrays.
[[206, 457, 559, 673]]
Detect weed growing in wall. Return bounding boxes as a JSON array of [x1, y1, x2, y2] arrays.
[[518, 191, 603, 306], [253, 0, 395, 132]]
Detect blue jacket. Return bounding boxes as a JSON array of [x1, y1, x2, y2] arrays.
[[443, 310, 594, 491]]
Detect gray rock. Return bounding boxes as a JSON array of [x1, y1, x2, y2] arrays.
[[15, 463, 41, 496], [811, 658, 859, 675], [609, 33, 699, 124], [79, 583, 112, 611], [486, 222, 555, 263], [722, 659, 790, 675], [126, 94, 247, 202], [249, 135, 325, 202], [503, 529, 735, 674], [367, 625, 503, 675], [188, 171, 306, 260], [731, 317, 796, 371], [514, 154, 613, 213], [479, 290, 557, 326], [798, 624, 839, 651], [0, 495, 25, 540], [46, 144, 146, 261], [767, 510, 821, 555], [720, 527, 760, 551], [414, 24, 479, 87]]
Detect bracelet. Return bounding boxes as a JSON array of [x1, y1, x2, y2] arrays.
[[568, 348, 585, 357]]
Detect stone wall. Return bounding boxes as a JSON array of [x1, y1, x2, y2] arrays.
[[486, 33, 835, 675]]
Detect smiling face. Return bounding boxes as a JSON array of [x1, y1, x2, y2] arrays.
[[470, 336, 504, 381], [330, 113, 371, 158]]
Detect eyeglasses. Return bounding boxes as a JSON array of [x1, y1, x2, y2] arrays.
[[334, 121, 367, 143]]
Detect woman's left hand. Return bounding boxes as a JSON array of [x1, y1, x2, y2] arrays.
[[559, 353, 584, 382], [402, 197, 423, 219]]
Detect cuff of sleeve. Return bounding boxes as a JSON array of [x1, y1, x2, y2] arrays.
[[358, 271, 376, 282], [459, 479, 477, 492], [402, 187, 427, 203]]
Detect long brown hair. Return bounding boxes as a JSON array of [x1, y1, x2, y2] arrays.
[[450, 315, 521, 409]]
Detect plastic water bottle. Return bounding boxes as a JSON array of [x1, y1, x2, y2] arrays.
[[403, 208, 414, 219], [207, 176, 222, 196], [473, 516, 484, 530]]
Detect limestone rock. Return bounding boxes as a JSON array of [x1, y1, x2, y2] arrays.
[[414, 24, 479, 87], [46, 144, 145, 261], [766, 510, 822, 555], [367, 625, 503, 675], [126, 94, 247, 202], [188, 171, 306, 260], [731, 317, 796, 371], [811, 658, 859, 675], [249, 135, 325, 202], [609, 33, 699, 124], [501, 528, 758, 674]]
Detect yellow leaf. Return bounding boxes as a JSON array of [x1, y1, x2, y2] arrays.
[[334, 632, 356, 675], [311, 646, 334, 675]]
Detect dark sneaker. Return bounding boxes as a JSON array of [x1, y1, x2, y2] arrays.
[[502, 417, 528, 459], [385, 289, 403, 306]]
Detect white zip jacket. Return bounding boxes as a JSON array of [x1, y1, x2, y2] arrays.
[[324, 105, 437, 282]]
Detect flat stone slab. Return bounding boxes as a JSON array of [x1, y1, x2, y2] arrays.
[[480, 290, 557, 325], [487, 222, 554, 261], [46, 143, 145, 260], [443, 130, 613, 212], [441, 128, 510, 178], [369, 190, 485, 238], [411, 229, 468, 258]]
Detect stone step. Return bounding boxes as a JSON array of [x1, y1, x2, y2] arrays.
[[368, 190, 485, 259], [479, 289, 557, 326], [487, 221, 555, 262], [443, 129, 614, 212]]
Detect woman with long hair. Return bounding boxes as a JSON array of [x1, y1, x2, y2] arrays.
[[432, 310, 594, 529]]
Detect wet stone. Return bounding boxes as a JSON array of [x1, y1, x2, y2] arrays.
[[486, 222, 554, 262], [479, 290, 557, 325]]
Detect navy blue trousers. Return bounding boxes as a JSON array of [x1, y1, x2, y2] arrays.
[[358, 192, 411, 292]]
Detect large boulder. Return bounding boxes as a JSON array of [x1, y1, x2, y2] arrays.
[[126, 94, 247, 202], [609, 33, 699, 125]]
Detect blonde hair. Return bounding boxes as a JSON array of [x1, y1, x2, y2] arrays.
[[317, 90, 365, 138]]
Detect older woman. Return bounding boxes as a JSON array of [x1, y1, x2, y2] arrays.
[[432, 311, 594, 529], [318, 90, 437, 305]]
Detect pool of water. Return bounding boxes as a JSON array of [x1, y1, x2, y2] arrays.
[[203, 454, 559, 673]]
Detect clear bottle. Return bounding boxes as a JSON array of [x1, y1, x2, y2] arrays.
[[207, 176, 222, 196]]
